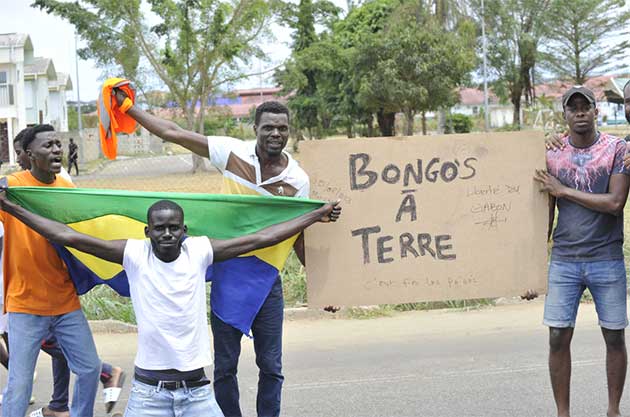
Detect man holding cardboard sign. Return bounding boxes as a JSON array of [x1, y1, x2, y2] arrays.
[[534, 86, 630, 417]]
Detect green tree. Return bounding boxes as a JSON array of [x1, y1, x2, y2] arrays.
[[336, 0, 401, 136], [277, 0, 340, 140], [277, 0, 398, 138], [355, 7, 475, 136], [542, 0, 630, 84], [33, 0, 276, 171], [478, 0, 553, 128]]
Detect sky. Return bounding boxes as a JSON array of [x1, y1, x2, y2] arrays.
[[6, 1, 627, 102], [2, 0, 348, 102]]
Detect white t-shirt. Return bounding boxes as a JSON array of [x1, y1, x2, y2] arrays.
[[122, 237, 214, 371]]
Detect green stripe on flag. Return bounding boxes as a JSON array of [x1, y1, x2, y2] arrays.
[[7, 187, 325, 239]]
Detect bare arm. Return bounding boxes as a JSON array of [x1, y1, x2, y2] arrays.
[[548, 195, 556, 241], [114, 89, 209, 157], [211, 202, 341, 262], [534, 170, 630, 216], [0, 196, 126, 264], [293, 233, 305, 266]]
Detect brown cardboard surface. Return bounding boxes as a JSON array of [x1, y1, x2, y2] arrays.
[[300, 131, 549, 307]]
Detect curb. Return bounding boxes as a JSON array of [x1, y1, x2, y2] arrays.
[[88, 308, 342, 333], [87, 297, 540, 333], [88, 319, 137, 333]]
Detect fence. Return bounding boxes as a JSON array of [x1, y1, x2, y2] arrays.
[[57, 127, 166, 164]]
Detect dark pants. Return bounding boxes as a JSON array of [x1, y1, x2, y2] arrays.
[[41, 335, 113, 412], [212, 277, 284, 417], [68, 157, 78, 176]]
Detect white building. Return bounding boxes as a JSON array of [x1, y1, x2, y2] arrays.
[[24, 57, 56, 127], [451, 88, 515, 128], [0, 33, 31, 164], [48, 72, 73, 132], [0, 33, 72, 165]]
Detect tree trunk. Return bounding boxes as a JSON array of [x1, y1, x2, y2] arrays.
[[421, 112, 427, 135], [376, 108, 395, 137], [292, 129, 305, 152], [192, 95, 208, 173], [512, 99, 521, 129], [367, 119, 374, 137], [346, 121, 353, 138], [437, 109, 446, 134], [511, 83, 522, 129], [404, 109, 415, 136]]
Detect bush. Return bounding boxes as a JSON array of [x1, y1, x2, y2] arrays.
[[444, 114, 473, 134], [281, 252, 307, 306]]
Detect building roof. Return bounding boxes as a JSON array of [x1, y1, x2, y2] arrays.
[[25, 57, 57, 79], [49, 72, 72, 91], [236, 87, 283, 96], [534, 76, 611, 102], [0, 33, 33, 51], [458, 88, 500, 106], [602, 77, 630, 104]]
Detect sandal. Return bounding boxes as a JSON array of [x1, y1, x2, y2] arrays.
[[103, 371, 126, 413], [28, 408, 68, 417]]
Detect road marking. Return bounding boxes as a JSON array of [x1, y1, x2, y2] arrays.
[[280, 359, 602, 391]]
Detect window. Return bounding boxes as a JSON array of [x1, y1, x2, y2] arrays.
[[0, 71, 13, 105]]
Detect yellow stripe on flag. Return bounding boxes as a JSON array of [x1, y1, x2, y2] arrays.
[[66, 214, 146, 279], [243, 234, 298, 271], [65, 213, 296, 278]]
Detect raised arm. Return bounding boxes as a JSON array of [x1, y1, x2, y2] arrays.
[[211, 202, 341, 262], [0, 193, 126, 264], [534, 170, 630, 216], [114, 89, 209, 157]]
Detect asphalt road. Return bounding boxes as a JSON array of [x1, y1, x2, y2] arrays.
[[2, 301, 623, 417], [78, 154, 209, 180]]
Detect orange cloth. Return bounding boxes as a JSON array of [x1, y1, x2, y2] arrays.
[[0, 171, 81, 315], [98, 78, 137, 160]]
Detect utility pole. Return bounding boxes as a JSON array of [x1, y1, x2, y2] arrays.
[[481, 0, 490, 132], [74, 33, 85, 162]]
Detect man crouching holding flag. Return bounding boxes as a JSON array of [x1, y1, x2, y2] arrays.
[[0, 184, 340, 416]]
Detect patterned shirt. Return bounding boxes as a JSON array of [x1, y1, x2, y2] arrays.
[[547, 132, 629, 261]]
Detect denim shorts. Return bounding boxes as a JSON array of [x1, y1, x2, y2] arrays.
[[544, 260, 628, 329]]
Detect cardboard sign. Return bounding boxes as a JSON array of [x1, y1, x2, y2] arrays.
[[300, 131, 549, 307]]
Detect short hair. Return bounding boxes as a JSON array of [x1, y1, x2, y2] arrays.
[[255, 101, 290, 126], [21, 124, 55, 151], [13, 127, 32, 146], [146, 200, 184, 224]]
